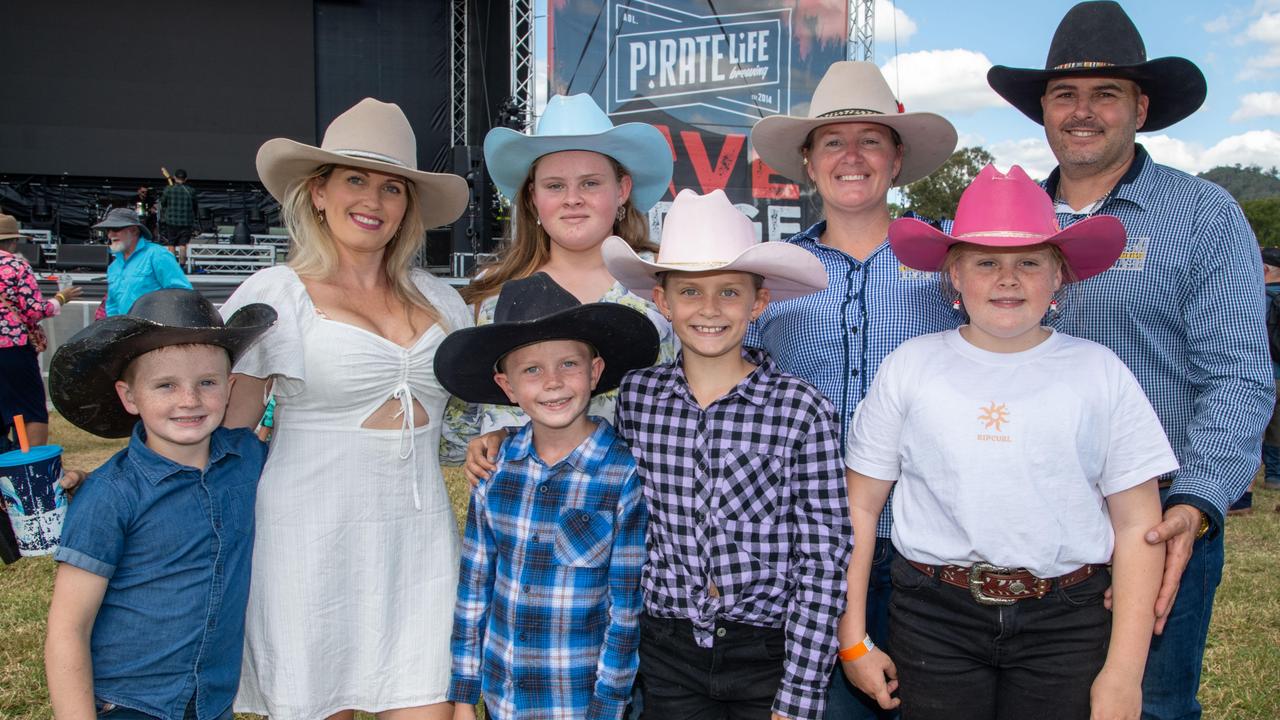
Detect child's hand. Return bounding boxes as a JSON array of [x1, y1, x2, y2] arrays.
[[842, 647, 900, 710], [452, 701, 478, 720], [60, 470, 88, 495], [1090, 666, 1141, 720], [463, 430, 505, 486]]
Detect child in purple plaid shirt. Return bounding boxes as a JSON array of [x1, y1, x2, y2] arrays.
[[602, 189, 852, 720], [434, 272, 660, 720]]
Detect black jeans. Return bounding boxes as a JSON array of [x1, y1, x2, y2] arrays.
[[639, 613, 786, 720], [887, 556, 1111, 720]]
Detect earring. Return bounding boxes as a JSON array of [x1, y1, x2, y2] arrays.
[[535, 216, 541, 226], [616, 206, 627, 222], [1049, 299, 1060, 314], [952, 298, 962, 312], [315, 207, 326, 224], [802, 156, 809, 166]]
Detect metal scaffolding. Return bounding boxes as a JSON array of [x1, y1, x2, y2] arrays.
[[510, 0, 536, 130], [850, 0, 874, 62], [451, 0, 468, 147]]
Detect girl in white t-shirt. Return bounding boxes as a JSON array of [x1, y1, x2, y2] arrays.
[[838, 165, 1176, 720]]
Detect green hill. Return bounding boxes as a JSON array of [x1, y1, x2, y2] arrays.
[[1198, 165, 1280, 202]]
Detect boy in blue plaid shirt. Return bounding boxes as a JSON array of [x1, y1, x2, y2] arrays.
[[435, 272, 660, 720], [602, 190, 852, 720]]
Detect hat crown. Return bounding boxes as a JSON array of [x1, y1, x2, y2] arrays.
[[534, 94, 617, 137], [0, 214, 19, 237], [655, 189, 756, 265], [126, 289, 227, 329], [320, 98, 419, 172], [492, 273, 582, 324], [1045, 1, 1147, 70], [951, 165, 1062, 240], [807, 61, 902, 119]]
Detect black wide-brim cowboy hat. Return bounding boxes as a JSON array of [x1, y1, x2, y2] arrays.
[[434, 273, 660, 406], [987, 1, 1206, 132], [50, 289, 277, 438]]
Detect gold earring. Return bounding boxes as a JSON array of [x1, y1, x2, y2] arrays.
[[616, 206, 626, 222], [315, 207, 326, 224]]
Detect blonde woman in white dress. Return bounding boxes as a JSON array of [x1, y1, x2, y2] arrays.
[[221, 98, 473, 720]]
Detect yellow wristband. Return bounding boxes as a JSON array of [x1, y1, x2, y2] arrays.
[[838, 635, 875, 662], [54, 293, 65, 304]]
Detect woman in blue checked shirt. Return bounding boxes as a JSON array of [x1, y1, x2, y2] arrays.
[[749, 61, 959, 718]]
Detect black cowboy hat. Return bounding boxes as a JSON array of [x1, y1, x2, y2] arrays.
[[434, 273, 660, 406], [50, 289, 276, 438], [987, 1, 1206, 132]]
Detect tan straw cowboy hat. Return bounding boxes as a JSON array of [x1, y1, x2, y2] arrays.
[[256, 98, 468, 229], [752, 61, 958, 186]]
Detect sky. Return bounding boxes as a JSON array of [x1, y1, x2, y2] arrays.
[[873, 0, 1280, 179]]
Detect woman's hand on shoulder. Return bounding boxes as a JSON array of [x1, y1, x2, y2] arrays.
[[463, 429, 506, 486], [842, 647, 900, 710]]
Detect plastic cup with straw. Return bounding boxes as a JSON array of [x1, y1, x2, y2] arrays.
[[0, 414, 67, 558]]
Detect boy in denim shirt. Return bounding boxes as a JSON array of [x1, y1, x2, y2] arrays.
[[434, 273, 659, 720], [44, 289, 275, 720]]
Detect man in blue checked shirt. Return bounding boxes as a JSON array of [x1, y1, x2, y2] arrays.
[[988, 3, 1275, 718], [436, 273, 659, 720]]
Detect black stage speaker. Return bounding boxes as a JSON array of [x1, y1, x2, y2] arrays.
[[54, 243, 111, 271], [449, 145, 498, 277]]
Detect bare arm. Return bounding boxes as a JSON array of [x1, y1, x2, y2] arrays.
[[838, 469, 899, 710], [46, 564, 109, 720], [223, 373, 268, 430], [1091, 479, 1164, 720]]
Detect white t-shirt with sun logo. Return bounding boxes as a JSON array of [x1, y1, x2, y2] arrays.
[[846, 328, 1179, 578]]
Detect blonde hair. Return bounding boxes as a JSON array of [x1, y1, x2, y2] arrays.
[[281, 164, 441, 331], [461, 155, 657, 305]]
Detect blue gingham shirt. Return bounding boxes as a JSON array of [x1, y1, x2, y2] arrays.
[[616, 350, 850, 720], [745, 222, 960, 537], [448, 419, 646, 720], [1046, 145, 1274, 533]]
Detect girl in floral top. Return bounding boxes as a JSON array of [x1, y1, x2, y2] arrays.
[[0, 213, 81, 445], [455, 94, 677, 463]]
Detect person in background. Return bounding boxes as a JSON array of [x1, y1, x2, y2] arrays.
[[987, 3, 1274, 716], [160, 168, 199, 265], [0, 213, 81, 447], [94, 208, 191, 318], [1253, 247, 1280, 501]]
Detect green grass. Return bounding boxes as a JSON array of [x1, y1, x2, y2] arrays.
[[3, 417, 1279, 718]]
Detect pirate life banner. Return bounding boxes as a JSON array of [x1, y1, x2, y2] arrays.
[[547, 0, 849, 241]]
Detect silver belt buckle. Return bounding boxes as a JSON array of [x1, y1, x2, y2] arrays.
[[969, 561, 1019, 606]]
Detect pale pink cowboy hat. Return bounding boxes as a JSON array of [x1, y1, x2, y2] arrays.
[[751, 61, 957, 186], [602, 188, 827, 300], [888, 164, 1125, 281], [256, 98, 468, 229]]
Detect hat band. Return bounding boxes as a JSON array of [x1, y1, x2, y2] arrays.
[[329, 148, 413, 170], [1051, 61, 1118, 70], [955, 230, 1051, 240], [816, 107, 889, 119]]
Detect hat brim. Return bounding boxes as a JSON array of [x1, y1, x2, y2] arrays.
[[888, 215, 1126, 282], [751, 111, 958, 186], [986, 57, 1207, 132], [49, 304, 277, 438], [256, 139, 469, 229], [433, 303, 660, 406], [483, 123, 674, 212], [90, 220, 153, 242], [602, 235, 828, 301]]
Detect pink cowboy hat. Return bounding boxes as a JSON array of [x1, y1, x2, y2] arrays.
[[888, 164, 1125, 281], [602, 189, 827, 300]]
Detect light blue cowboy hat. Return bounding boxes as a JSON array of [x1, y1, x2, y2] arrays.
[[483, 94, 674, 212]]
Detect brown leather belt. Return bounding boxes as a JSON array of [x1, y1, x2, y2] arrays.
[[907, 560, 1104, 606]]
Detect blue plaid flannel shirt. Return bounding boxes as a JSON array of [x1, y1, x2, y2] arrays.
[[1046, 145, 1274, 533], [448, 419, 646, 720], [616, 350, 850, 720], [745, 222, 960, 537]]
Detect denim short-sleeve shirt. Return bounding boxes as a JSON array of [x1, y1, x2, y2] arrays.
[[55, 425, 266, 720]]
